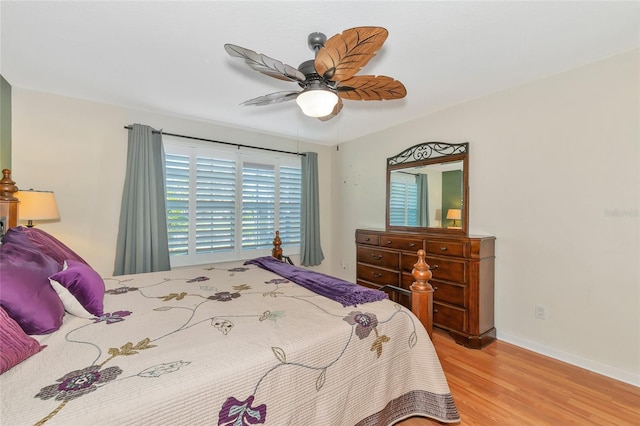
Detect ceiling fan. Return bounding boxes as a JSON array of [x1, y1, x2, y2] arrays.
[[224, 26, 407, 121]]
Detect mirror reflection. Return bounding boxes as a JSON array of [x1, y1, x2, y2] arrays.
[[388, 160, 464, 229], [386, 141, 468, 234]]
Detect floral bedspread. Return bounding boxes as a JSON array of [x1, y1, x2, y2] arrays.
[[0, 261, 459, 425]]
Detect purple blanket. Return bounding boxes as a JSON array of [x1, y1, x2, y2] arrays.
[[244, 257, 388, 307]]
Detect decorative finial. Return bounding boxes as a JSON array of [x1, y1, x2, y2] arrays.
[[272, 230, 283, 260], [0, 169, 18, 201]]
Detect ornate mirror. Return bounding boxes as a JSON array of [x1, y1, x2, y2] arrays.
[[386, 142, 469, 234]]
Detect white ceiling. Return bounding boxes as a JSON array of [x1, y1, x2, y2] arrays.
[[1, 1, 638, 146]]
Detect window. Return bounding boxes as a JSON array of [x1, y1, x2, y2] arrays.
[[164, 139, 301, 267], [389, 175, 418, 226]]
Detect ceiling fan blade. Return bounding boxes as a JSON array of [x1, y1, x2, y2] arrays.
[[317, 98, 344, 121], [314, 27, 388, 82], [240, 91, 300, 106], [224, 44, 306, 83], [336, 75, 407, 101]]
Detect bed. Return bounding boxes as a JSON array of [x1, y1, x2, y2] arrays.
[[0, 169, 459, 425]]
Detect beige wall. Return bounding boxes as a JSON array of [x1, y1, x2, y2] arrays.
[[331, 49, 639, 385], [0, 75, 11, 169], [11, 90, 334, 276]]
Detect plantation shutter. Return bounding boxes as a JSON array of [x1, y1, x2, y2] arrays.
[[241, 162, 275, 250], [196, 156, 236, 254], [389, 180, 418, 226], [406, 182, 418, 226], [164, 140, 302, 266], [278, 166, 302, 247], [165, 153, 190, 257]]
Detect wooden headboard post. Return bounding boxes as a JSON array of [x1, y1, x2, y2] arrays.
[[0, 168, 19, 236], [410, 249, 434, 338], [271, 230, 283, 259]]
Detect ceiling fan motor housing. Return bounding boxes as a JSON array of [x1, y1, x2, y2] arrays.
[[297, 61, 336, 93], [298, 59, 317, 77]]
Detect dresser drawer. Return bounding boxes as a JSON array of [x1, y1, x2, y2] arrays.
[[401, 272, 414, 290], [426, 256, 466, 283], [432, 280, 466, 307], [356, 233, 379, 246], [426, 240, 467, 258], [357, 246, 399, 269], [401, 274, 466, 309], [400, 252, 420, 272], [434, 302, 466, 331], [356, 264, 400, 287], [379, 236, 423, 251]]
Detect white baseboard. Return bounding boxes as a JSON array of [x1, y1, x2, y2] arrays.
[[496, 331, 640, 387]]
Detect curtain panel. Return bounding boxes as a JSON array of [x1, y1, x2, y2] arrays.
[[113, 124, 170, 275], [300, 152, 324, 266], [416, 174, 429, 227]]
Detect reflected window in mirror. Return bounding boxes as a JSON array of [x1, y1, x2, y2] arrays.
[[389, 172, 419, 227]]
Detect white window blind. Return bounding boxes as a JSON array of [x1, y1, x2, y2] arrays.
[[165, 153, 190, 257], [195, 156, 236, 254], [278, 166, 302, 246], [242, 162, 275, 250], [389, 179, 418, 227], [164, 140, 301, 267]]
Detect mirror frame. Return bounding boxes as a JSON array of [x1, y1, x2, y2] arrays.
[[386, 141, 469, 235]]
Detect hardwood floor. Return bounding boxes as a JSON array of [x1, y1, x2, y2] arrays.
[[397, 329, 640, 425]]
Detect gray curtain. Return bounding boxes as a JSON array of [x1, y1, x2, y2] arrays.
[[113, 124, 170, 275], [416, 174, 429, 227], [300, 152, 324, 266]]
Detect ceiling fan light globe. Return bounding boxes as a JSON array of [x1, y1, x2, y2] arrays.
[[296, 89, 338, 118]]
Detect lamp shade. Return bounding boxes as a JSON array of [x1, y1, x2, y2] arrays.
[[16, 190, 60, 226], [446, 209, 462, 220], [296, 87, 339, 117]]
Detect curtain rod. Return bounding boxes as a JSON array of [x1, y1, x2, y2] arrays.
[[123, 126, 305, 157]]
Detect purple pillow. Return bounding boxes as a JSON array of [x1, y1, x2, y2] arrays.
[[0, 241, 65, 334], [0, 226, 38, 249], [2, 226, 88, 268], [49, 260, 105, 318], [0, 306, 44, 374]]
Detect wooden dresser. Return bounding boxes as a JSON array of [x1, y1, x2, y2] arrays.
[[356, 229, 496, 348]]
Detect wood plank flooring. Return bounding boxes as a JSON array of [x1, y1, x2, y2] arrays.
[[397, 329, 640, 425]]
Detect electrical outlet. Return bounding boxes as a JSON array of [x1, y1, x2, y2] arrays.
[[535, 304, 547, 320]]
